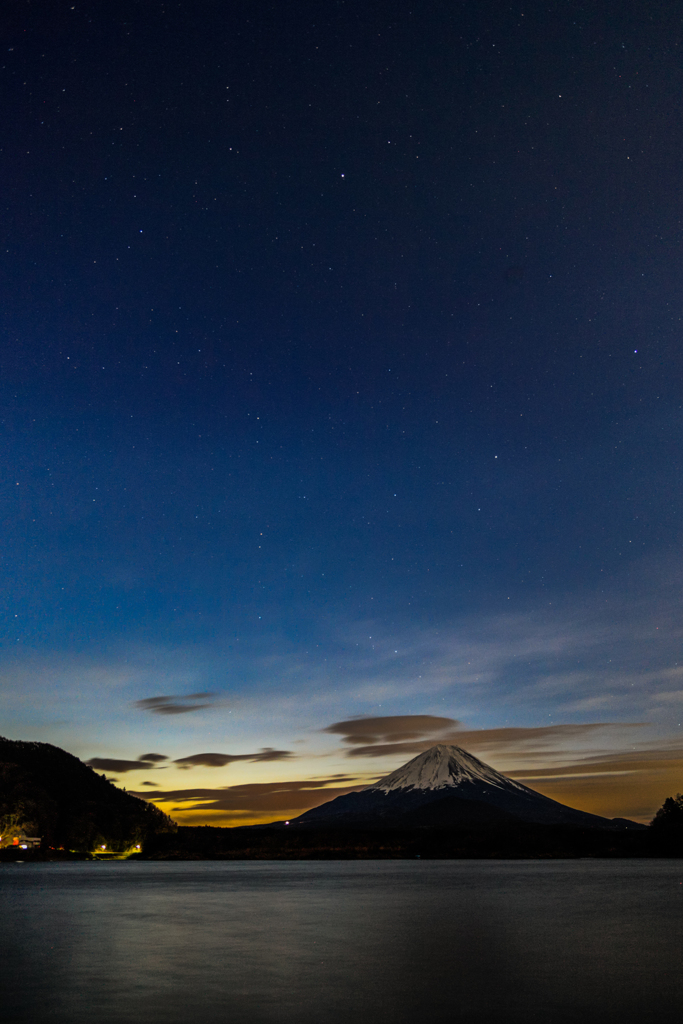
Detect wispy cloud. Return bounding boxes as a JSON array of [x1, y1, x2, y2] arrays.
[[324, 715, 459, 745], [88, 757, 159, 773], [173, 748, 294, 768], [508, 745, 683, 823], [302, 563, 683, 729], [87, 751, 171, 772], [508, 745, 683, 779], [132, 692, 217, 715], [322, 714, 648, 765], [132, 777, 364, 814]]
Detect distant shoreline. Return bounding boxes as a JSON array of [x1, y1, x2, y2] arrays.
[[3, 822, 681, 862]]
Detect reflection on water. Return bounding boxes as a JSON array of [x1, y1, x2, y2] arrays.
[[1, 860, 682, 1024]]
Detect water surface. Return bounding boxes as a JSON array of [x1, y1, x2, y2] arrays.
[[2, 859, 681, 1024]]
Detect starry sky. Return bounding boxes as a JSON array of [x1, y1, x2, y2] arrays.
[[2, 0, 682, 824]]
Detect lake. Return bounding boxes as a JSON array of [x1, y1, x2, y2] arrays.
[[1, 859, 681, 1024]]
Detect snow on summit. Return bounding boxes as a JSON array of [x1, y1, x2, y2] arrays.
[[365, 743, 528, 794]]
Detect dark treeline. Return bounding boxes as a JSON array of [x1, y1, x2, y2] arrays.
[[131, 816, 682, 861], [650, 794, 683, 834]]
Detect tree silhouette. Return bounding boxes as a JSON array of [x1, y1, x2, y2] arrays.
[[650, 794, 683, 833]]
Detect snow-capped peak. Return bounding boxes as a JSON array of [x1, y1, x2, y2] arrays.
[[365, 743, 527, 794]]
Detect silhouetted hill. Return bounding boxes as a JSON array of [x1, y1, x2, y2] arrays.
[[0, 736, 176, 852]]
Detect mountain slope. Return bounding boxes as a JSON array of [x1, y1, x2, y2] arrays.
[[294, 744, 639, 830], [0, 736, 176, 851]]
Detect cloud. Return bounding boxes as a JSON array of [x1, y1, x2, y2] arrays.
[[132, 692, 217, 715], [507, 744, 683, 779], [450, 723, 646, 758], [341, 742, 435, 759], [293, 555, 683, 727], [324, 717, 649, 763], [507, 745, 683, 822], [87, 748, 294, 775], [87, 757, 158, 773], [173, 748, 294, 768], [324, 714, 458, 746], [132, 777, 364, 813]]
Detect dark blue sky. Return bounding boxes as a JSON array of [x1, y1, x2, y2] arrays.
[[1, 0, 682, 822]]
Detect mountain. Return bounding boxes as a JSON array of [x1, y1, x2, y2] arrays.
[[293, 744, 642, 830], [0, 736, 176, 852]]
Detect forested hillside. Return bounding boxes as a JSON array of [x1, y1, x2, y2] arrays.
[[0, 736, 176, 852]]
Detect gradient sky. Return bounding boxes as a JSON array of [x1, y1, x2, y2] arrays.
[[2, 0, 682, 824]]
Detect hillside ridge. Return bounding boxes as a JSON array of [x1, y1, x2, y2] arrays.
[[0, 735, 175, 852]]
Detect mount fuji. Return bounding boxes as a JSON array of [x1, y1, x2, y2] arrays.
[[292, 744, 640, 830]]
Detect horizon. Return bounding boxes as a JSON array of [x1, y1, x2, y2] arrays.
[[4, 727, 673, 827]]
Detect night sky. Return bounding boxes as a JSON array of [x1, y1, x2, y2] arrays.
[[2, 0, 682, 823]]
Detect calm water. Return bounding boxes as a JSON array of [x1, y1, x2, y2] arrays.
[[1, 859, 682, 1024]]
